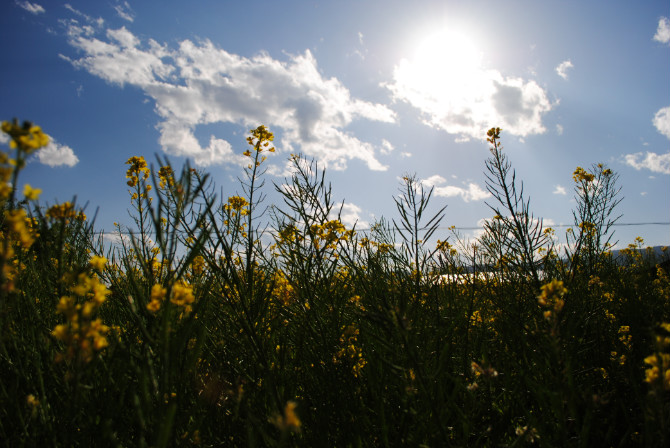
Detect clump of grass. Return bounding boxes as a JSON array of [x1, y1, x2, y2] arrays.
[[0, 121, 668, 447]]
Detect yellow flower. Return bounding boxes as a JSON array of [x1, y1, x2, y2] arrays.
[[283, 401, 301, 430], [26, 394, 40, 408], [23, 184, 42, 201], [538, 279, 567, 321], [224, 195, 250, 215], [158, 166, 174, 189], [89, 255, 107, 271], [2, 120, 49, 153], [51, 324, 69, 342], [573, 166, 595, 183], [171, 281, 195, 311], [147, 284, 167, 313], [271, 401, 301, 432]]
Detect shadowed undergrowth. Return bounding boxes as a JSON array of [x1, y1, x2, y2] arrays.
[[0, 121, 668, 447]]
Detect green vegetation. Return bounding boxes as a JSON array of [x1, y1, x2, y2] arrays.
[[1, 120, 668, 447]]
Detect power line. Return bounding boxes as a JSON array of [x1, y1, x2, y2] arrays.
[[99, 221, 670, 235]]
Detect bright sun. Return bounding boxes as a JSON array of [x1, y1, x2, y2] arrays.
[[395, 29, 485, 111]]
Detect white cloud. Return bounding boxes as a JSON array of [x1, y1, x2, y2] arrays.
[[16, 1, 44, 14], [653, 106, 670, 139], [422, 175, 490, 202], [0, 132, 9, 145], [556, 124, 564, 135], [337, 203, 369, 229], [64, 4, 105, 28], [114, 1, 134, 22], [63, 23, 395, 170], [385, 48, 554, 141], [556, 60, 573, 80], [624, 151, 670, 175], [654, 17, 670, 45], [553, 185, 567, 195], [380, 139, 394, 154], [37, 139, 79, 167]]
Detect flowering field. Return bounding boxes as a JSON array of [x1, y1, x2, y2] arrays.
[[0, 120, 668, 447]]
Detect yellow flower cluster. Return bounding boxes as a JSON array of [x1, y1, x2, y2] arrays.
[[191, 255, 206, 276], [270, 270, 295, 307], [158, 165, 174, 189], [126, 156, 150, 187], [0, 152, 13, 201], [171, 281, 195, 314], [52, 260, 111, 364], [270, 400, 301, 433], [23, 184, 41, 201], [243, 125, 275, 168], [359, 237, 394, 254], [223, 195, 249, 215], [573, 166, 595, 183], [310, 220, 353, 251], [537, 279, 567, 321], [1, 119, 49, 154], [277, 224, 302, 245], [4, 208, 38, 248], [436, 239, 458, 257], [146, 284, 167, 313], [579, 221, 596, 236], [146, 280, 196, 315], [486, 127, 502, 143], [333, 324, 366, 377], [644, 323, 670, 391], [46, 202, 86, 223]]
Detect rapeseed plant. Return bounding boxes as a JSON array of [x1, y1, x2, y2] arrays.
[[2, 121, 668, 447]]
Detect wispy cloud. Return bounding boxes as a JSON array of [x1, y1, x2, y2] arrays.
[[422, 175, 490, 202], [654, 17, 670, 45], [64, 4, 105, 28], [62, 21, 395, 170], [114, 1, 135, 22], [553, 185, 567, 195], [16, 1, 45, 15], [556, 60, 573, 80], [380, 139, 394, 154]]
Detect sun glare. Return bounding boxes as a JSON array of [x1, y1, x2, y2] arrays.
[[395, 29, 486, 111]]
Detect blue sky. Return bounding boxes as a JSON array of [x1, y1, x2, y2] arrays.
[[2, 0, 669, 249]]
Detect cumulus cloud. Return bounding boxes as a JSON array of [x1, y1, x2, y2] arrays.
[[422, 175, 490, 202], [654, 17, 670, 45], [553, 185, 567, 195], [385, 48, 553, 141], [338, 203, 370, 229], [37, 139, 79, 167], [16, 1, 45, 14], [653, 106, 670, 139], [62, 21, 395, 170], [556, 60, 573, 80], [624, 151, 670, 175]]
